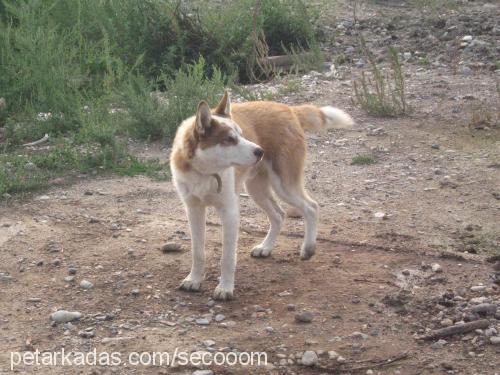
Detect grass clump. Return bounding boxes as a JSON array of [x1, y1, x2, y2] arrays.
[[351, 154, 376, 166], [353, 41, 410, 117], [411, 0, 459, 14]]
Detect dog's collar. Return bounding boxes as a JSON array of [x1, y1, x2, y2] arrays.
[[211, 173, 222, 193]]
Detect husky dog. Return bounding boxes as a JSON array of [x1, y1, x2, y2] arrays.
[[170, 90, 353, 300]]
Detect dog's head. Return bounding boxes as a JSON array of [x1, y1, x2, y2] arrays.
[[190, 90, 264, 174]]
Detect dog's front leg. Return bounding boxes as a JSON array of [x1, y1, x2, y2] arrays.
[[180, 203, 206, 292], [213, 201, 239, 300]]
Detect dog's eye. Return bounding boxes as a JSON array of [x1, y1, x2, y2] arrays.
[[225, 135, 237, 144]]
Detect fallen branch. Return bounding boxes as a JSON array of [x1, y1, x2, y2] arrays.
[[259, 52, 327, 68], [318, 352, 410, 373], [344, 352, 410, 372], [420, 319, 490, 341], [23, 133, 49, 147]]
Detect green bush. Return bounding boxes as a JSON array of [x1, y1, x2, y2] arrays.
[[202, 0, 319, 81], [0, 0, 320, 198], [121, 57, 228, 141]]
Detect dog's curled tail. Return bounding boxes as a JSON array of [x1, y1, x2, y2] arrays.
[[292, 104, 354, 132]]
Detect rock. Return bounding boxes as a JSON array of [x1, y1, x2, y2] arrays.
[[470, 285, 486, 292], [220, 320, 236, 328], [64, 276, 75, 282], [350, 331, 369, 340], [80, 280, 94, 290], [202, 339, 215, 347], [295, 311, 314, 323], [440, 318, 453, 327], [131, 289, 140, 296], [101, 337, 134, 344], [374, 212, 387, 219], [161, 242, 183, 253], [214, 314, 225, 322], [287, 304, 296, 311], [193, 370, 214, 375], [328, 351, 339, 360], [0, 273, 13, 282], [337, 356, 346, 363], [431, 144, 440, 149], [68, 267, 77, 275], [431, 339, 447, 350], [78, 329, 95, 338], [265, 326, 274, 333], [196, 318, 210, 326], [402, 269, 411, 276], [469, 297, 489, 304], [431, 263, 443, 273], [489, 336, 500, 345], [51, 310, 82, 323], [484, 328, 497, 337], [462, 35, 473, 42], [471, 304, 497, 315], [301, 351, 318, 366]]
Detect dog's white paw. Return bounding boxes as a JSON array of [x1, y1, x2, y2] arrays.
[[179, 277, 202, 292], [251, 244, 273, 258], [300, 243, 316, 260], [213, 284, 234, 301]]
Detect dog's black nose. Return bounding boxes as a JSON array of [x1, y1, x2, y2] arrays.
[[254, 147, 264, 159]]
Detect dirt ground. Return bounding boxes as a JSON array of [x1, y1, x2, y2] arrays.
[[1, 1, 499, 374]]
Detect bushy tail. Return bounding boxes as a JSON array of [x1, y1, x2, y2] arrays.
[[292, 104, 354, 132]]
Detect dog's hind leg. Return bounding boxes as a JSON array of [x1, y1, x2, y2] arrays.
[[268, 171, 318, 260], [245, 173, 284, 257], [180, 203, 206, 292]]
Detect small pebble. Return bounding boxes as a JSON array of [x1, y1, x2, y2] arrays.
[[440, 318, 453, 327], [489, 336, 500, 345], [214, 314, 225, 322], [301, 351, 318, 366], [196, 318, 210, 326], [192, 370, 214, 375], [295, 311, 314, 323], [51, 310, 82, 323], [80, 280, 94, 290], [431, 263, 442, 273], [161, 242, 183, 253], [470, 285, 486, 292]]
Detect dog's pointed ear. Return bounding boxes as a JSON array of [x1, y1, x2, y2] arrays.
[[195, 101, 212, 135], [214, 89, 231, 117]]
